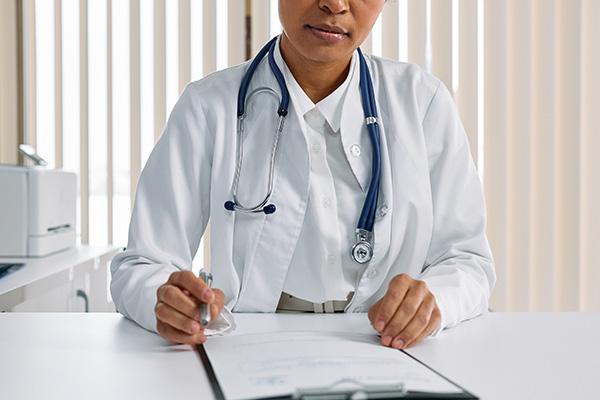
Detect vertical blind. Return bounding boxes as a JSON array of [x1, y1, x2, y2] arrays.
[[483, 0, 600, 313], [7, 0, 600, 313], [0, 0, 21, 163]]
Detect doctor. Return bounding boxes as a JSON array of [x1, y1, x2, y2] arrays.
[[111, 0, 495, 350]]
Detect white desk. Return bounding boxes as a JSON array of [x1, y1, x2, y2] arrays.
[[0, 312, 598, 400], [0, 245, 119, 311], [407, 312, 600, 400]]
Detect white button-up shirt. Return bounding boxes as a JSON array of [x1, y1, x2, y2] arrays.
[[282, 52, 367, 302]]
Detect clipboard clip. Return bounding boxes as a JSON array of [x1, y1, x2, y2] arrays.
[[293, 379, 407, 400]]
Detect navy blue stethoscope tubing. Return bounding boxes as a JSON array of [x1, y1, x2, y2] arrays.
[[357, 48, 381, 233], [232, 37, 381, 236], [237, 37, 289, 118]]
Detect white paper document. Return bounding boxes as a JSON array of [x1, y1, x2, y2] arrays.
[[202, 331, 463, 400]]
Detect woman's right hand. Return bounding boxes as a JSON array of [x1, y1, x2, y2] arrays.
[[155, 270, 225, 345]]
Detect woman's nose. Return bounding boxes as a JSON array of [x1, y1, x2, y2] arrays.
[[319, 0, 350, 14]]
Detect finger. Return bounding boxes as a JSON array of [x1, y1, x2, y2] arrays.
[[373, 274, 412, 332], [389, 294, 436, 349], [157, 284, 201, 321], [168, 270, 214, 304], [381, 280, 430, 347], [155, 301, 204, 336], [368, 298, 383, 326], [156, 319, 207, 345], [202, 289, 226, 327], [403, 307, 442, 349], [209, 289, 226, 320]]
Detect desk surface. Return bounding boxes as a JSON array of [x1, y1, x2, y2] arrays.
[[0, 312, 598, 400]]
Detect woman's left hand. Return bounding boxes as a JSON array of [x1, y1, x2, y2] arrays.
[[368, 273, 441, 349]]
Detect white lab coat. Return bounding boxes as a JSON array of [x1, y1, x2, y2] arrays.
[[110, 48, 495, 335]]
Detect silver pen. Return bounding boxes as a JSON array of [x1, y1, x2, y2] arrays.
[[198, 270, 213, 326]]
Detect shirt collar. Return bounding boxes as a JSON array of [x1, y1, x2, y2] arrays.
[[274, 37, 358, 133], [317, 53, 357, 132]]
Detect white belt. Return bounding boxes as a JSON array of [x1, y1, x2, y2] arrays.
[[277, 292, 354, 314]]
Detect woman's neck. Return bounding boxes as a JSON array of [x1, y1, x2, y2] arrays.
[[279, 34, 352, 104]]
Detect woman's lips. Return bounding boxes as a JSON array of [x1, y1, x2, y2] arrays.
[[307, 24, 347, 42]]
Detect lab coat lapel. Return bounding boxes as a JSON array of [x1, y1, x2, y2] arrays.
[[233, 51, 310, 312], [339, 74, 372, 192], [348, 58, 394, 311]]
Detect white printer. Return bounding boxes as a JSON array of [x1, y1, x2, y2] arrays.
[[0, 165, 77, 257]]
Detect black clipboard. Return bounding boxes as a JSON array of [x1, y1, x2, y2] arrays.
[[197, 343, 478, 400]]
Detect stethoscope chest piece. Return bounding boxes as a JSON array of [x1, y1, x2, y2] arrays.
[[351, 229, 373, 264]]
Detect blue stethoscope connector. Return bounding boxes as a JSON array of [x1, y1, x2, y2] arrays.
[[225, 36, 381, 264]]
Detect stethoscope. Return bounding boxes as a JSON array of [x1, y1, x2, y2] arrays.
[[224, 36, 381, 265]]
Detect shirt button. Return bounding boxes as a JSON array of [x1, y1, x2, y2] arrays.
[[311, 143, 321, 153], [366, 269, 378, 279], [310, 108, 320, 117], [377, 204, 388, 220], [350, 145, 361, 157], [327, 255, 336, 264], [321, 197, 331, 208], [353, 306, 364, 313]]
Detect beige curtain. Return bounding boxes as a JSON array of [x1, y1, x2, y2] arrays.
[[0, 0, 22, 164], [484, 0, 600, 312]]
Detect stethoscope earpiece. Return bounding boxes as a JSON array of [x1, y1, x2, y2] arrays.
[[224, 201, 276, 215], [263, 204, 276, 214]]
